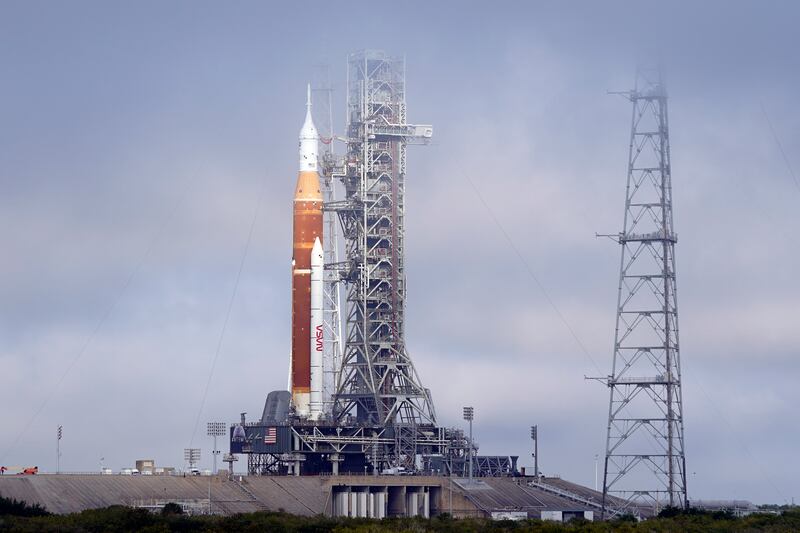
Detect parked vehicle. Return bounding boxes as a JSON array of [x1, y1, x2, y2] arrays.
[[1, 466, 39, 475]]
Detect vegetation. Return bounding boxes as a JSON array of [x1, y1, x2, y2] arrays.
[[160, 503, 183, 516], [0, 495, 49, 518], [0, 502, 798, 532]]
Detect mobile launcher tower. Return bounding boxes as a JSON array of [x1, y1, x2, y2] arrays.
[[230, 50, 469, 476]]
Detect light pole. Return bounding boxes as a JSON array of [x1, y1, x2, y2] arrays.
[[56, 425, 62, 474], [448, 452, 453, 515], [530, 425, 538, 478], [463, 407, 474, 484], [207, 422, 226, 475], [184, 448, 201, 473], [594, 454, 599, 491]]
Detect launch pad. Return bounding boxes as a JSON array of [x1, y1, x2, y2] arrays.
[[230, 417, 463, 476], [228, 50, 477, 478]]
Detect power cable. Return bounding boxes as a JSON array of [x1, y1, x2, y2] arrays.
[[686, 374, 788, 504], [760, 101, 800, 196], [188, 177, 267, 447], [462, 171, 604, 376], [463, 168, 787, 503], [0, 191, 186, 465]]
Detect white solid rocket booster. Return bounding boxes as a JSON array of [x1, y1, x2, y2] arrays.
[[309, 236, 324, 419]]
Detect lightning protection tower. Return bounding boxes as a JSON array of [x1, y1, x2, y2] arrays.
[[328, 50, 435, 467], [601, 69, 687, 517]]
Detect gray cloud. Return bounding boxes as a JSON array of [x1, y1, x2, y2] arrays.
[[0, 0, 798, 504]]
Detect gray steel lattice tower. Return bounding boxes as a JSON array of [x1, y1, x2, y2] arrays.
[[601, 69, 687, 516], [312, 66, 345, 414], [329, 51, 435, 464]]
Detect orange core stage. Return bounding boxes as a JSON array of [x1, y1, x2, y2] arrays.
[[291, 170, 322, 414]]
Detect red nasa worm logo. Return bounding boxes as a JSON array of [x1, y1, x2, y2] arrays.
[[315, 325, 323, 351]]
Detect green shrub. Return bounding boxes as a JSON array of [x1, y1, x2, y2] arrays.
[[160, 502, 183, 516], [0, 494, 49, 517]]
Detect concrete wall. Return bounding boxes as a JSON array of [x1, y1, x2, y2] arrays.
[[0, 475, 328, 516], [0, 474, 597, 520]]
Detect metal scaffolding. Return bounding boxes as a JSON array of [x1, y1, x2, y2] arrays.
[[313, 65, 345, 415], [601, 68, 687, 516], [326, 50, 435, 468]]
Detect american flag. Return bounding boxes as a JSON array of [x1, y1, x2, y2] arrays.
[[264, 427, 277, 445]]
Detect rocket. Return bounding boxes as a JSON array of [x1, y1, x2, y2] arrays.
[[291, 85, 323, 418]]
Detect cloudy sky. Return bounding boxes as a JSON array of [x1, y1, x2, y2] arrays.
[[1, 1, 798, 504]]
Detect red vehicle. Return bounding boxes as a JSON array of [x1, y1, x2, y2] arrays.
[[0, 466, 37, 475]]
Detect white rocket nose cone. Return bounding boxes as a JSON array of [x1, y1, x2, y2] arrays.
[[299, 83, 318, 172], [299, 84, 317, 140]]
